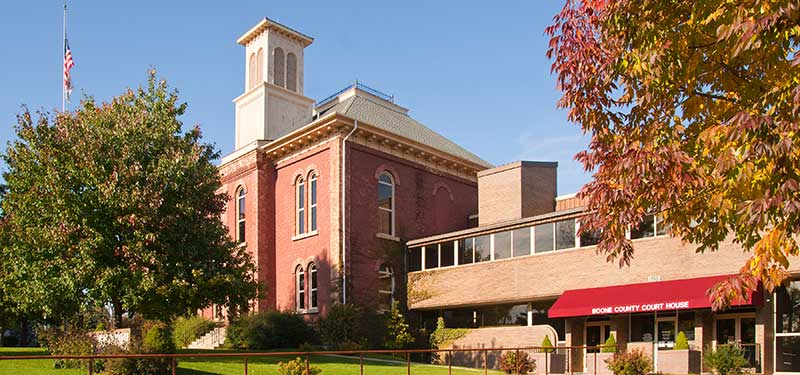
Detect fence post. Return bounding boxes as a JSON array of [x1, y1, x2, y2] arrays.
[[306, 354, 310, 375], [88, 358, 94, 375], [516, 348, 520, 375], [407, 352, 411, 375], [545, 348, 549, 375], [484, 349, 488, 375], [172, 357, 177, 375], [448, 350, 452, 375], [594, 351, 597, 375], [360, 352, 364, 375], [568, 348, 572, 375], [244, 356, 248, 375]]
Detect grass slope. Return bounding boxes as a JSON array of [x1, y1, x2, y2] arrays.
[[0, 347, 501, 375]]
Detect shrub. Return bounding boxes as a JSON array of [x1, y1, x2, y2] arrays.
[[385, 302, 414, 350], [173, 316, 216, 348], [226, 311, 312, 350], [605, 349, 652, 375], [541, 335, 554, 353], [106, 322, 176, 375], [499, 351, 535, 374], [674, 331, 689, 350], [601, 334, 617, 353], [277, 357, 322, 375], [37, 327, 97, 369], [316, 304, 362, 349], [704, 345, 749, 375], [429, 317, 469, 349]]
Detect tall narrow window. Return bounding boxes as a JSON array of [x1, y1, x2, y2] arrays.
[[248, 53, 256, 89], [255, 48, 264, 84], [237, 187, 246, 243], [296, 177, 306, 235], [273, 48, 285, 87], [378, 264, 395, 312], [377, 173, 395, 236], [309, 263, 318, 310], [295, 266, 305, 311], [286, 53, 297, 92], [309, 173, 317, 232]]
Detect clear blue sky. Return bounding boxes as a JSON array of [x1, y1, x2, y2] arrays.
[[0, 1, 591, 195]]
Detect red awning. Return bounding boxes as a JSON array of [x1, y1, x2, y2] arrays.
[[548, 274, 762, 318]]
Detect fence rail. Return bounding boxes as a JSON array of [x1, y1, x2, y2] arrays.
[[0, 345, 610, 375], [0, 343, 763, 375]]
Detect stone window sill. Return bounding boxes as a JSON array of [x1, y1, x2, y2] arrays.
[[292, 230, 319, 242], [297, 308, 319, 315], [376, 233, 401, 242], [237, 242, 247, 248]]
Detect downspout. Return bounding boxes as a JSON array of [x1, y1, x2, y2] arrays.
[[341, 120, 358, 305]]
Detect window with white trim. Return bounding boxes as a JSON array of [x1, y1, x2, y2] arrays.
[[237, 187, 246, 243], [309, 172, 317, 232], [309, 263, 318, 310], [378, 264, 395, 312], [296, 177, 306, 235], [377, 173, 395, 236], [295, 265, 305, 311], [776, 279, 800, 372]]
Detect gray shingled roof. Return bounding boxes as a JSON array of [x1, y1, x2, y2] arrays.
[[322, 94, 492, 168]]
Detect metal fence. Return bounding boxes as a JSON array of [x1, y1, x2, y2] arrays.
[[0, 343, 764, 375], [0, 345, 602, 375]]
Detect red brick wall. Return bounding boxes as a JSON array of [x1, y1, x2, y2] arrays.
[[208, 135, 480, 319], [345, 142, 478, 310], [272, 143, 334, 317]]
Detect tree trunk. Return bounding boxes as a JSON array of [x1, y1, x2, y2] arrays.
[[112, 299, 123, 329]]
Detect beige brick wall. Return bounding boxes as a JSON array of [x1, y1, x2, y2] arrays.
[[409, 235, 800, 310], [478, 161, 557, 226]]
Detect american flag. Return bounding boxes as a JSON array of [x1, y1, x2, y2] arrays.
[[63, 39, 74, 102]]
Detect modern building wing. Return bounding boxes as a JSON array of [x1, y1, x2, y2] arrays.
[[406, 161, 800, 374]]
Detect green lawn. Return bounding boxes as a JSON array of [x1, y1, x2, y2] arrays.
[[0, 347, 502, 375]]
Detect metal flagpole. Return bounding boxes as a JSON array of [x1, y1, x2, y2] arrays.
[[62, 2, 67, 111]]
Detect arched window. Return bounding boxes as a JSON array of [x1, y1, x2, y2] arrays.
[[237, 187, 246, 243], [309, 172, 317, 232], [295, 265, 305, 311], [255, 48, 264, 84], [378, 264, 395, 312], [308, 263, 318, 310], [296, 177, 306, 235], [377, 173, 395, 236], [286, 53, 297, 92], [248, 53, 256, 89], [273, 48, 285, 88]]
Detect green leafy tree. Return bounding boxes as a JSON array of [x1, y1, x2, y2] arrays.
[[385, 302, 414, 350], [675, 331, 690, 350], [541, 335, 555, 353], [0, 71, 259, 326], [601, 334, 616, 353], [547, 0, 800, 308]]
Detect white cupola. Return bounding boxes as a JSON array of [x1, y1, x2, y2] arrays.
[[233, 18, 315, 149]]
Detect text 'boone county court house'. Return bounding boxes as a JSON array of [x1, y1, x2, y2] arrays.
[[204, 18, 800, 375]]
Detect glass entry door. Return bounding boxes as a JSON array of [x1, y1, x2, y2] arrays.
[[715, 315, 757, 369], [656, 318, 676, 350], [585, 322, 611, 353]]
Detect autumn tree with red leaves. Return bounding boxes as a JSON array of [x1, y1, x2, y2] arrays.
[[546, 0, 800, 308]]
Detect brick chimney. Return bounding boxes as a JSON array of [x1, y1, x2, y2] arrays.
[[477, 161, 558, 226]]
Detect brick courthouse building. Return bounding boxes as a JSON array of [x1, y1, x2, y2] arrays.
[[206, 18, 800, 375], [202, 18, 490, 319]]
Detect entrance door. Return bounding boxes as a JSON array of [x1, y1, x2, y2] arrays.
[[585, 322, 612, 372], [715, 315, 758, 369], [585, 322, 611, 353], [656, 318, 676, 350]]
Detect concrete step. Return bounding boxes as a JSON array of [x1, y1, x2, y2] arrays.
[[187, 326, 226, 350]]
